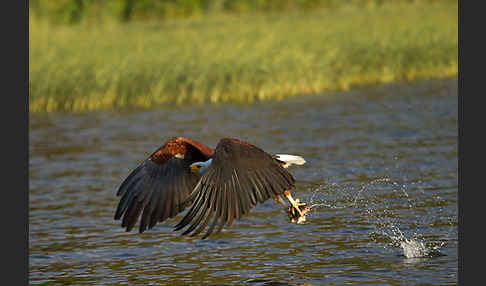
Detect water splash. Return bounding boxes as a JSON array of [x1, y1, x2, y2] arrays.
[[377, 224, 445, 258], [401, 238, 430, 258], [306, 177, 446, 259]]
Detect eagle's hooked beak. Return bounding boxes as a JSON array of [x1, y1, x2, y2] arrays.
[[190, 164, 201, 173], [190, 159, 212, 174]]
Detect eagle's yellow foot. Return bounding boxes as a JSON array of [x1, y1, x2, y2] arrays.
[[287, 199, 310, 224], [284, 190, 310, 224]]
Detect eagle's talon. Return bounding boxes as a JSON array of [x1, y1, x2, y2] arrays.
[[287, 199, 310, 224]]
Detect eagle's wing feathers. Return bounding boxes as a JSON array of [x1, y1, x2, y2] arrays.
[[174, 138, 295, 238], [114, 137, 213, 233]]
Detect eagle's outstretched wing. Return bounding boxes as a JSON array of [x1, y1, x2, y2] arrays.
[[114, 137, 214, 233], [174, 138, 295, 239]]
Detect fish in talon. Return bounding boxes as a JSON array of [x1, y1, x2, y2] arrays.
[[287, 198, 310, 224]]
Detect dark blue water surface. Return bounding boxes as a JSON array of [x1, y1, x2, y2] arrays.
[[29, 78, 457, 285]]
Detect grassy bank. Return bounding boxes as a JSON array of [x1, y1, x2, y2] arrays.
[[29, 1, 457, 113]]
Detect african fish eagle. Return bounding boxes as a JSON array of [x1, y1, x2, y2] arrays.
[[114, 137, 309, 239]]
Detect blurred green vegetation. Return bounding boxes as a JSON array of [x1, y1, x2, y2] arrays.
[[29, 0, 456, 24], [29, 1, 457, 112]]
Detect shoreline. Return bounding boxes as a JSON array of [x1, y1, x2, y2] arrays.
[[29, 2, 458, 113]]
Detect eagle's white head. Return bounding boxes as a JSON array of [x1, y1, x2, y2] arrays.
[[190, 158, 213, 174]]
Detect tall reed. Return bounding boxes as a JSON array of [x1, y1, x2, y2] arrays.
[[29, 1, 458, 112]]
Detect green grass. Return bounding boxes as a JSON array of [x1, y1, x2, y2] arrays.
[[29, 1, 458, 113]]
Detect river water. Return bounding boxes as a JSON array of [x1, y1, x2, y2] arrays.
[[29, 78, 458, 285]]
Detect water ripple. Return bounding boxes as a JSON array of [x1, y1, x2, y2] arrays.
[[29, 79, 457, 285]]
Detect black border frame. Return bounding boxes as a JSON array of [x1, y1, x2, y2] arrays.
[[10, 0, 29, 285]]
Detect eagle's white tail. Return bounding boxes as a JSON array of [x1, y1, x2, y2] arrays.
[[274, 154, 306, 168]]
